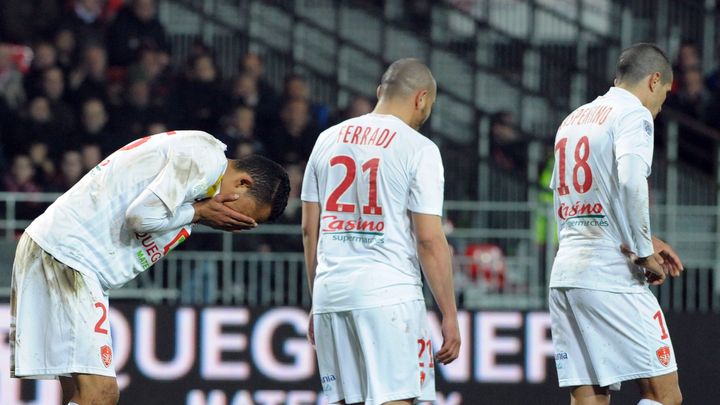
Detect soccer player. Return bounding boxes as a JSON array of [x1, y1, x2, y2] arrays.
[[549, 44, 685, 405], [301, 58, 460, 405], [10, 130, 290, 405]]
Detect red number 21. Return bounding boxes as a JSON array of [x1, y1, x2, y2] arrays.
[[555, 135, 593, 195], [326, 156, 383, 215]]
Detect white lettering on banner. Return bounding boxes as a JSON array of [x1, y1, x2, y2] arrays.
[[109, 309, 132, 390], [475, 312, 524, 382], [251, 308, 315, 380], [0, 304, 560, 405], [136, 307, 196, 379], [187, 389, 230, 405], [253, 391, 286, 405], [427, 311, 472, 381], [525, 312, 554, 382], [186, 390, 329, 405], [201, 308, 251, 380]]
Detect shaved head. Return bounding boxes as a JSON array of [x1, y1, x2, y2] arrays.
[[615, 43, 673, 85], [378, 58, 436, 100]]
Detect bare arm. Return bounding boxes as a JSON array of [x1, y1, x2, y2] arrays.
[[412, 212, 459, 364], [301, 201, 321, 346], [301, 202, 321, 296]]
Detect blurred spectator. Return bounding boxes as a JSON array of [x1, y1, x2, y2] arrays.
[[668, 68, 715, 173], [216, 105, 265, 155], [145, 121, 168, 135], [672, 41, 701, 93], [60, 0, 106, 48], [51, 150, 84, 191], [112, 79, 164, 140], [233, 140, 257, 158], [13, 97, 62, 157], [79, 98, 118, 155], [283, 73, 329, 129], [54, 28, 78, 72], [24, 41, 57, 98], [668, 67, 712, 119], [2, 155, 45, 220], [127, 46, 171, 104], [42, 67, 76, 135], [229, 71, 279, 130], [175, 54, 223, 131], [69, 43, 109, 106], [332, 95, 373, 124], [80, 143, 103, 171], [27, 141, 56, 188], [490, 111, 526, 172], [264, 99, 318, 165], [0, 0, 60, 43], [239, 53, 277, 103], [107, 0, 169, 66], [0, 45, 27, 110], [3, 155, 41, 193]]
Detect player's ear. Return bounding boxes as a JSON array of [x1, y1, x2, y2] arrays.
[[649, 72, 662, 92], [376, 85, 382, 99], [415, 90, 428, 110], [236, 172, 254, 190]]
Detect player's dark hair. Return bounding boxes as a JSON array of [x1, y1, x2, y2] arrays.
[[233, 155, 290, 222], [615, 43, 673, 85]]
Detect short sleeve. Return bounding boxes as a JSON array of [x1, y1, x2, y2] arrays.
[[409, 144, 444, 216], [301, 154, 319, 202], [614, 108, 654, 176], [147, 149, 207, 215]]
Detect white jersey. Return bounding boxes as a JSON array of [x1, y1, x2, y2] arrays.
[[26, 130, 227, 289], [549, 87, 654, 292], [301, 113, 444, 313]]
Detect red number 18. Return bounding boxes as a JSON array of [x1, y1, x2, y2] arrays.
[[555, 135, 593, 195]]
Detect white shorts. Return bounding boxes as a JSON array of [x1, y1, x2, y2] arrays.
[[10, 233, 115, 379], [549, 287, 677, 390], [314, 300, 435, 405]]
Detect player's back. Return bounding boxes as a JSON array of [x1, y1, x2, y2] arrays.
[[549, 87, 655, 292], [302, 113, 444, 313], [26, 130, 227, 289]]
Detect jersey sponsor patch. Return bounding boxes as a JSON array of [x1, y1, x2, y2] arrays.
[[100, 344, 113, 367], [656, 345, 671, 367]]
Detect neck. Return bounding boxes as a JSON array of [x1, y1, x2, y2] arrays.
[[372, 99, 414, 128], [616, 83, 650, 109]]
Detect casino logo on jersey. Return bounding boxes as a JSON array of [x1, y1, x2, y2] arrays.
[[557, 201, 609, 228], [320, 215, 385, 244], [656, 346, 671, 367]]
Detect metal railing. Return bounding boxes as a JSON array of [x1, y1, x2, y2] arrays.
[[1, 192, 718, 312]]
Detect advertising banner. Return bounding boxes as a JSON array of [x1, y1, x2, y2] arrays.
[[1, 304, 718, 404]]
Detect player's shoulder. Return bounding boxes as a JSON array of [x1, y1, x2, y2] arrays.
[[171, 130, 227, 150]]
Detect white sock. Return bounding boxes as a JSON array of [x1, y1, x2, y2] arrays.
[[68, 402, 80, 405], [638, 400, 663, 405]]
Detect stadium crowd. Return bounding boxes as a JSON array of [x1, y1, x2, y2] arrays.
[[0, 0, 375, 233]]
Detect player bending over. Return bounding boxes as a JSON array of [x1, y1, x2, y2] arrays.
[[10, 130, 290, 405]]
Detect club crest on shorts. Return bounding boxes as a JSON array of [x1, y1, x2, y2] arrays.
[[420, 370, 427, 386], [100, 345, 113, 367], [656, 346, 671, 367]]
